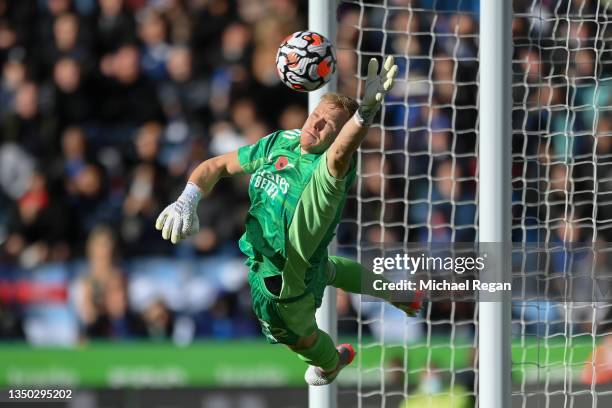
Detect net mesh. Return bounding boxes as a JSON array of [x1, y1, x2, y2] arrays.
[[512, 1, 612, 406], [334, 0, 612, 407]]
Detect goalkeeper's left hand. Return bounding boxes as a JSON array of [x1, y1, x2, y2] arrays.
[[355, 56, 398, 127]]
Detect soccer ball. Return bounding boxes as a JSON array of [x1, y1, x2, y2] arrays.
[[276, 31, 337, 92]]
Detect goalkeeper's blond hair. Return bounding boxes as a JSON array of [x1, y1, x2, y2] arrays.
[[321, 93, 359, 117]]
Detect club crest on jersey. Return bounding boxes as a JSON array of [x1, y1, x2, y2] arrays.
[[275, 156, 289, 170]]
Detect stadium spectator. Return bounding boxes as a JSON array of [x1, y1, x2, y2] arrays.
[[190, 0, 232, 75], [102, 272, 146, 338], [39, 12, 92, 78], [58, 126, 89, 192], [95, 0, 137, 55], [50, 57, 92, 127], [96, 43, 163, 125], [4, 169, 70, 267], [0, 2, 35, 59], [121, 121, 172, 255], [159, 45, 209, 125], [0, 143, 34, 203], [75, 225, 144, 338], [141, 298, 175, 339], [156, 0, 191, 45], [1, 81, 56, 160], [137, 8, 170, 81], [0, 51, 26, 118], [66, 162, 116, 246]]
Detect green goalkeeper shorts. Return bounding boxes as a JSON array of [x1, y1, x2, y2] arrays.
[[248, 267, 329, 345]]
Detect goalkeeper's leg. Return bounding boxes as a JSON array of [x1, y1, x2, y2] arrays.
[[273, 294, 355, 386], [327, 255, 422, 316], [289, 328, 355, 386], [253, 273, 355, 386]]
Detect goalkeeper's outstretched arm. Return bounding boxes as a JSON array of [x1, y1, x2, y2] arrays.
[[327, 56, 398, 179], [188, 151, 244, 195], [155, 151, 243, 244]]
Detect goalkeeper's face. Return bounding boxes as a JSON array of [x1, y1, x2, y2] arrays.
[[300, 101, 350, 154]]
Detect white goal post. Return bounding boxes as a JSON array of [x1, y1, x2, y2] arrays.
[[308, 1, 339, 408], [478, 0, 512, 407]]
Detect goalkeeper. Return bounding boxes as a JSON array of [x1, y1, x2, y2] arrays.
[[155, 56, 421, 385]]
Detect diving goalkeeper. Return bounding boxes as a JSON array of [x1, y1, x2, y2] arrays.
[[155, 56, 421, 385]]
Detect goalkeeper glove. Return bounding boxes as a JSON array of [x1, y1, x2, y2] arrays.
[[155, 182, 202, 244], [354, 56, 398, 127]]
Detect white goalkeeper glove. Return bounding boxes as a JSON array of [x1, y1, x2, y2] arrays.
[[155, 182, 202, 244], [354, 56, 399, 127]]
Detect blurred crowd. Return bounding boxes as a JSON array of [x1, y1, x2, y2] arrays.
[[0, 0, 315, 265], [1, 0, 612, 347]]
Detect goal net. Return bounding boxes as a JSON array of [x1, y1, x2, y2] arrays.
[[334, 0, 612, 407]]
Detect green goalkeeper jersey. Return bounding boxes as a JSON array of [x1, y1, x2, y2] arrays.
[[237, 129, 356, 300]]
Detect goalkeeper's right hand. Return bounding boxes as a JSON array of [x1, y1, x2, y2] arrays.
[[155, 182, 202, 244]]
